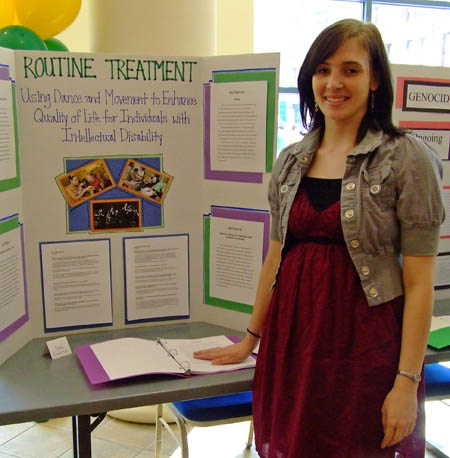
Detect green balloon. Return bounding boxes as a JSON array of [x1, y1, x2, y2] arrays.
[[44, 37, 69, 52], [0, 25, 47, 51]]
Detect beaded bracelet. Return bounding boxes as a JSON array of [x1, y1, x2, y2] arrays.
[[246, 327, 261, 339]]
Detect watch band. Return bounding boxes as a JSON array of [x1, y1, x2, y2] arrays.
[[397, 369, 421, 383]]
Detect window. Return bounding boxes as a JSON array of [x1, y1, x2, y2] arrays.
[[372, 3, 450, 66], [254, 0, 362, 87], [254, 0, 450, 152]]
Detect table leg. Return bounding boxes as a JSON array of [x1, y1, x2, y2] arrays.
[[72, 415, 92, 458], [155, 404, 163, 458]]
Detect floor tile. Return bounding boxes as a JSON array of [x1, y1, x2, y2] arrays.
[[146, 428, 180, 457], [0, 423, 72, 458], [43, 417, 73, 432], [0, 423, 34, 446], [147, 421, 258, 458], [58, 437, 140, 458], [91, 415, 113, 433], [90, 437, 140, 458], [134, 450, 170, 458], [58, 451, 72, 458], [92, 418, 154, 450]]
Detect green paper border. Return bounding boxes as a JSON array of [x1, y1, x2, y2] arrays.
[[0, 215, 19, 234], [203, 216, 253, 314], [212, 70, 277, 173], [0, 82, 21, 192]]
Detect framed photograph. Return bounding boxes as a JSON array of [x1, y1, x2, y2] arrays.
[[90, 199, 142, 232], [57, 158, 114, 208], [118, 159, 173, 204]]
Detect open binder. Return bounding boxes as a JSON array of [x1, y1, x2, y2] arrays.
[[76, 335, 255, 384]]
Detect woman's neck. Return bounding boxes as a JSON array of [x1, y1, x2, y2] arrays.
[[320, 121, 360, 156]]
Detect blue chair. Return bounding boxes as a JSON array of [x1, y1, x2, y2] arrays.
[[155, 391, 253, 458], [425, 363, 450, 399]]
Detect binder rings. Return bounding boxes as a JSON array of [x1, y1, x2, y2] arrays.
[[76, 335, 255, 384]]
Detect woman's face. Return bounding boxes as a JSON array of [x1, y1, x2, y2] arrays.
[[70, 176, 79, 185], [312, 37, 379, 127]]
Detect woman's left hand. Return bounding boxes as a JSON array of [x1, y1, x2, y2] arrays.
[[381, 382, 418, 448]]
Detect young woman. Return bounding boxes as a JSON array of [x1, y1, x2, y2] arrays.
[[194, 19, 444, 458]]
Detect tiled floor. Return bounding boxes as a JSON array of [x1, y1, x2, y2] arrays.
[[0, 413, 258, 458], [0, 402, 448, 458]]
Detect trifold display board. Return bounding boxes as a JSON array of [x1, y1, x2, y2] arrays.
[[0, 46, 280, 365]]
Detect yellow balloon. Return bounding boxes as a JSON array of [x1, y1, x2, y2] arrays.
[[0, 0, 16, 29], [15, 0, 81, 40]]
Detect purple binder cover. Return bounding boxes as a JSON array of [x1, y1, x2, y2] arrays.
[[76, 345, 111, 384]]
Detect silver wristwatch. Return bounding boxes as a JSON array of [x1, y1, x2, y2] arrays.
[[397, 369, 421, 382]]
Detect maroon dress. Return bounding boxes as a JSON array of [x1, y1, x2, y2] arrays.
[[253, 178, 425, 458]]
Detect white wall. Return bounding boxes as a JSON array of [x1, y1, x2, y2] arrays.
[[56, 0, 254, 55]]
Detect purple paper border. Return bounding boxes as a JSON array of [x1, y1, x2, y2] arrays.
[[203, 84, 263, 183], [76, 345, 111, 384], [211, 206, 270, 261], [0, 65, 9, 81], [0, 224, 29, 343]]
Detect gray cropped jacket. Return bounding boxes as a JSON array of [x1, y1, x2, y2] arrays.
[[268, 128, 445, 306]]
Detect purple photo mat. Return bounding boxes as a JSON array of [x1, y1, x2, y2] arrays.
[[211, 207, 270, 261], [203, 84, 263, 183], [76, 345, 111, 384], [0, 66, 9, 81], [0, 225, 29, 343]]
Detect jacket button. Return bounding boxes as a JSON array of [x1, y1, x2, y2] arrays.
[[345, 182, 355, 191], [370, 184, 381, 194], [350, 239, 360, 248], [344, 209, 354, 219], [280, 184, 289, 193], [369, 287, 378, 297], [300, 156, 308, 163], [361, 266, 370, 276]]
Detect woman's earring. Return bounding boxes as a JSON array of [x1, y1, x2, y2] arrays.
[[371, 91, 375, 113], [314, 100, 319, 112]]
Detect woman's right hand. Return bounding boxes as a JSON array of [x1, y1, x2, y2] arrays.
[[193, 337, 257, 365]]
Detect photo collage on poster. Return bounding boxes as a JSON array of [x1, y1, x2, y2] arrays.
[[56, 157, 173, 233]]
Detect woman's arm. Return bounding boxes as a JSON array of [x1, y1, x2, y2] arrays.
[[381, 254, 436, 448], [193, 239, 282, 364]]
